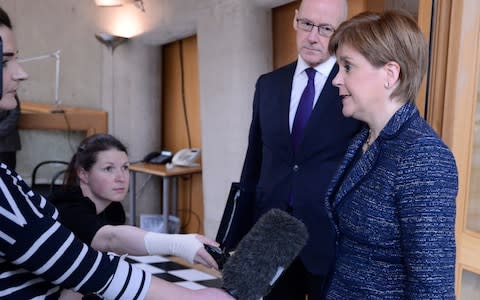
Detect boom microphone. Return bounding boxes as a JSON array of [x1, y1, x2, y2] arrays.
[[221, 208, 309, 300]]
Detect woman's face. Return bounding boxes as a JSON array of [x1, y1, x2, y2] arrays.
[[0, 25, 28, 110], [332, 44, 388, 122], [78, 149, 129, 207]]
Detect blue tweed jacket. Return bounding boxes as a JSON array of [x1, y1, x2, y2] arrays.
[[325, 103, 457, 299]]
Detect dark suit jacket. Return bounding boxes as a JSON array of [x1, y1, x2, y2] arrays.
[[0, 96, 21, 152], [224, 61, 362, 274]]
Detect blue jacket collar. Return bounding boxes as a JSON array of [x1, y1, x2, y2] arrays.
[[326, 102, 419, 212]]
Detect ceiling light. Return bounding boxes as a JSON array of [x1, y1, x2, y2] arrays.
[[94, 0, 126, 6], [94, 0, 145, 12]]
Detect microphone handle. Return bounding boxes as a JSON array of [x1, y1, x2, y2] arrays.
[[222, 287, 239, 300]]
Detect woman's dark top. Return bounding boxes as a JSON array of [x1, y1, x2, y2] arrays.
[[49, 186, 126, 245]]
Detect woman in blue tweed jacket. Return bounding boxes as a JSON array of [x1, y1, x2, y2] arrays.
[[324, 11, 457, 299]]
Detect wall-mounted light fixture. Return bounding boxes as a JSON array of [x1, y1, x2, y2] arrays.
[[94, 0, 145, 12], [95, 33, 128, 53]]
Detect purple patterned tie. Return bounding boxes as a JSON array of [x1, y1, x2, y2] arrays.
[[292, 68, 316, 152]]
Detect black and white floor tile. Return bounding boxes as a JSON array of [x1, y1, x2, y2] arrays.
[[125, 255, 223, 290]]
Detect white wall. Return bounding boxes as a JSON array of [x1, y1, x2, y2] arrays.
[[196, 0, 274, 236], [0, 0, 294, 237]]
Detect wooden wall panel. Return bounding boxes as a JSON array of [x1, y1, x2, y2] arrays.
[[272, 1, 299, 69], [162, 36, 204, 234]]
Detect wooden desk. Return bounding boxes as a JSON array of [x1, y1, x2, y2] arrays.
[[128, 163, 202, 231], [19, 101, 108, 135]]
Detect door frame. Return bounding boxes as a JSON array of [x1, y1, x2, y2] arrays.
[[431, 0, 480, 297]]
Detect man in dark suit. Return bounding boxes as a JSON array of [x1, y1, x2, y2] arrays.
[[222, 0, 362, 299]]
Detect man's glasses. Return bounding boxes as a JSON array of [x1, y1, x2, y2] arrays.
[[296, 18, 335, 37]]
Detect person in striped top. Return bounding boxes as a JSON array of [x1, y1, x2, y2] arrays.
[[0, 6, 232, 300]]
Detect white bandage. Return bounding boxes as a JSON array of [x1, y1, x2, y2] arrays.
[[144, 232, 202, 263]]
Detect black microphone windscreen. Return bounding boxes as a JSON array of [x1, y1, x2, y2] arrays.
[[221, 208, 308, 300]]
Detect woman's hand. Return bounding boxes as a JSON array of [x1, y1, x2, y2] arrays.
[[192, 234, 220, 269]]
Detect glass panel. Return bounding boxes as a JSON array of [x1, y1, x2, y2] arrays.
[[461, 270, 480, 299], [467, 56, 480, 232]]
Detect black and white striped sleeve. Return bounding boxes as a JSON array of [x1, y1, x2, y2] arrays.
[[0, 164, 150, 299]]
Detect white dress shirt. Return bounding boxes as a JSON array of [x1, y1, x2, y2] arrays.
[[289, 56, 336, 132]]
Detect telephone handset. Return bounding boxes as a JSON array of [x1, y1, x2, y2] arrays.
[[171, 148, 201, 167], [143, 150, 173, 164]]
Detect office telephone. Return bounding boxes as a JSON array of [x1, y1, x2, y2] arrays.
[[143, 148, 200, 167], [171, 148, 201, 167], [143, 150, 173, 164]]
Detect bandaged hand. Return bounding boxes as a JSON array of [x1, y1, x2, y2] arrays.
[[144, 232, 220, 269]]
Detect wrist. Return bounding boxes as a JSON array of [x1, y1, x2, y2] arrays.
[[144, 232, 202, 263]]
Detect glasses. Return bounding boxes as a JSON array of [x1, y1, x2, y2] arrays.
[[296, 18, 335, 37]]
